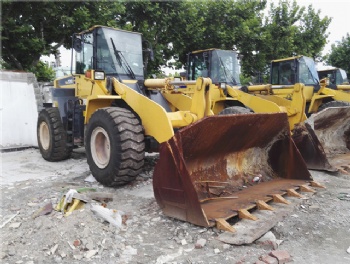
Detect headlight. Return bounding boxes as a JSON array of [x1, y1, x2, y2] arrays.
[[94, 71, 105, 80], [220, 83, 227, 89]]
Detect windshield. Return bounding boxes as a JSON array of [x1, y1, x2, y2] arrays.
[[298, 57, 319, 85], [270, 60, 295, 85], [96, 27, 143, 79], [339, 69, 349, 84], [211, 50, 241, 85]]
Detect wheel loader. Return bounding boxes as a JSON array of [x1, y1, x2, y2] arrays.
[[37, 26, 319, 231], [184, 49, 336, 171], [269, 56, 350, 173], [318, 67, 350, 86], [317, 67, 350, 102]]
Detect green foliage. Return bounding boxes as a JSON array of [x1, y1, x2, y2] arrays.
[[1, 0, 332, 80], [29, 61, 55, 82], [239, 74, 253, 85], [171, 0, 268, 67], [244, 0, 331, 80], [1, 1, 125, 71], [0, 58, 11, 70], [326, 33, 350, 75], [294, 5, 331, 59]]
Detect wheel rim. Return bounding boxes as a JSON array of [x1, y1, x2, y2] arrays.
[[90, 127, 111, 169], [39, 122, 50, 150]]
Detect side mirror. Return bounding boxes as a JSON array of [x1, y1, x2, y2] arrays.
[[73, 37, 82, 53]]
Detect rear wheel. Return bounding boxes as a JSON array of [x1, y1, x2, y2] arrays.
[[219, 106, 253, 115], [85, 107, 145, 186], [318, 101, 350, 112], [37, 108, 72, 161]]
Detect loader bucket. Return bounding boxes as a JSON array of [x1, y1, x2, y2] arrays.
[[292, 122, 336, 172], [153, 113, 313, 230], [310, 107, 350, 154]]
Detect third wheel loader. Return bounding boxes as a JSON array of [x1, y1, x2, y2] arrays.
[[37, 26, 321, 231], [269, 56, 350, 173]]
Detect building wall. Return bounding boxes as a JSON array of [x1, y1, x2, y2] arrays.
[[0, 71, 40, 150]]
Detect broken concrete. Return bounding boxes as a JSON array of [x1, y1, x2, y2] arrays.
[[1, 149, 349, 264]]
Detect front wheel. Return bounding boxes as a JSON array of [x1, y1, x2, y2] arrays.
[[37, 108, 72, 161], [219, 106, 253, 115], [85, 107, 145, 186]]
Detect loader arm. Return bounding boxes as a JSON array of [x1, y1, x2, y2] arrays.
[[109, 77, 213, 143], [319, 87, 350, 102], [227, 83, 307, 130], [308, 81, 350, 113], [336, 84, 350, 92]]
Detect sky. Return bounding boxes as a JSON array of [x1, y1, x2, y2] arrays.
[[43, 0, 350, 70]]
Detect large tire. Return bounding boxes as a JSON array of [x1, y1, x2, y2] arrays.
[[318, 101, 350, 112], [219, 106, 253, 115], [85, 107, 145, 186], [37, 108, 72, 161]]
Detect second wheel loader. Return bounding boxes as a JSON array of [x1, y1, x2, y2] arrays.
[[185, 49, 335, 171], [37, 26, 320, 231]]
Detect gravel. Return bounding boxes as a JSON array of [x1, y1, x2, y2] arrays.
[[1, 148, 350, 263]]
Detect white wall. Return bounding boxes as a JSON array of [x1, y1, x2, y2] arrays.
[[0, 71, 39, 150]]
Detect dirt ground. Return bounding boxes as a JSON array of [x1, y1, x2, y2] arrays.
[[1, 148, 350, 264]]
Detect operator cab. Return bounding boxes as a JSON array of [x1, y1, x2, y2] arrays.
[[72, 26, 153, 94], [318, 68, 349, 86], [270, 56, 320, 90], [187, 49, 241, 86], [74, 26, 144, 80]]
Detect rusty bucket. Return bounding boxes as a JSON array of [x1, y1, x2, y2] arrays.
[[292, 122, 336, 171], [153, 113, 313, 230], [311, 107, 350, 154]]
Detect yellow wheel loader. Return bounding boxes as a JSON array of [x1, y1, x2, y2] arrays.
[[184, 49, 335, 171], [37, 26, 318, 231], [318, 67, 350, 87], [269, 56, 350, 172]]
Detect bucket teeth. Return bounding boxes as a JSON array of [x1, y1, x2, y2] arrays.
[[287, 189, 305, 198], [300, 184, 316, 193], [238, 209, 258, 221], [310, 181, 326, 189], [271, 194, 291, 204], [256, 200, 274, 211], [216, 218, 236, 233]]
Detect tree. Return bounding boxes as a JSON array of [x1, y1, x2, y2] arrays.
[[1, 1, 125, 71], [293, 5, 331, 60], [326, 33, 350, 75], [239, 0, 331, 80], [1, 0, 332, 80], [170, 0, 268, 69], [117, 0, 182, 75], [29, 60, 55, 81]]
